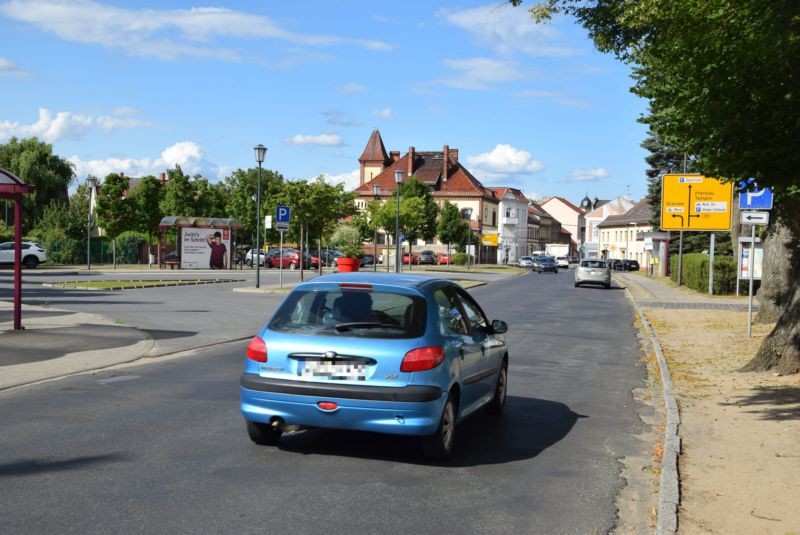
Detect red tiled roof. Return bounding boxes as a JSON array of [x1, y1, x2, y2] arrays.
[[358, 129, 389, 163]]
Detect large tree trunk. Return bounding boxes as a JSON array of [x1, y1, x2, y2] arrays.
[[741, 199, 800, 375]]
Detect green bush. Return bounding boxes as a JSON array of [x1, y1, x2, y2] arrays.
[[451, 252, 469, 266], [669, 253, 737, 294]]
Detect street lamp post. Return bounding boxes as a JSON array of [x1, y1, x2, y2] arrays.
[[394, 170, 403, 273], [372, 184, 381, 272], [254, 145, 267, 288], [86, 177, 96, 270], [462, 208, 473, 271]]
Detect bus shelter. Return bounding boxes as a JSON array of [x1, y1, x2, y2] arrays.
[[0, 168, 35, 330], [158, 216, 244, 270]]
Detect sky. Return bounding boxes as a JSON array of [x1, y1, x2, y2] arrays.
[[0, 0, 651, 205]]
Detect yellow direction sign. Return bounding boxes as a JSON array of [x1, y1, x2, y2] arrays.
[[661, 174, 733, 231], [481, 233, 498, 246]]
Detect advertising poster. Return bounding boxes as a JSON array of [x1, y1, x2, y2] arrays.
[[738, 238, 763, 280], [180, 227, 230, 269]]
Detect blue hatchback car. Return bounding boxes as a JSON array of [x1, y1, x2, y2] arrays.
[[240, 272, 509, 460]]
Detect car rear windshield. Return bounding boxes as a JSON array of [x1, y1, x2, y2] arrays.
[[269, 288, 426, 339], [581, 260, 607, 268]]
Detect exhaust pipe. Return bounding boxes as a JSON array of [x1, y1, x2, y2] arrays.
[[270, 417, 302, 434]]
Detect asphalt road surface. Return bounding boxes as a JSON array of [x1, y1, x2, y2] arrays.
[[0, 270, 649, 534]]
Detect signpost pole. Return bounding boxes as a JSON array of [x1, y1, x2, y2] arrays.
[[279, 230, 284, 291], [747, 224, 755, 338], [677, 231, 684, 286], [708, 233, 715, 294]]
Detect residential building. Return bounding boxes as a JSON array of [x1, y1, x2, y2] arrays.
[[353, 129, 501, 264], [582, 196, 636, 258], [598, 198, 652, 266], [539, 196, 586, 253], [489, 187, 529, 264]]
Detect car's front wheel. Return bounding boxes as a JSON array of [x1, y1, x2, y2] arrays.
[[22, 256, 39, 268], [246, 420, 282, 446], [421, 395, 456, 461]]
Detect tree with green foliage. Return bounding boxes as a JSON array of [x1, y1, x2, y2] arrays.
[[511, 0, 800, 374], [194, 178, 230, 218], [159, 166, 196, 218], [225, 167, 286, 248], [436, 201, 469, 258], [0, 137, 74, 230], [95, 173, 132, 268], [129, 175, 164, 257], [399, 177, 439, 259]]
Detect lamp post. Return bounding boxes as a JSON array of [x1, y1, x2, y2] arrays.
[[372, 184, 381, 272], [86, 177, 96, 270], [394, 170, 403, 273], [462, 208, 473, 271], [254, 144, 267, 288]]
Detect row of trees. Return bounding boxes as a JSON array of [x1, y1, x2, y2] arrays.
[[509, 0, 799, 373], [0, 137, 475, 268]]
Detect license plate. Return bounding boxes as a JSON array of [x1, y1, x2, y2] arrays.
[[298, 360, 366, 380]]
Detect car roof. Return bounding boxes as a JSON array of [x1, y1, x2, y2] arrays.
[[296, 272, 445, 293]]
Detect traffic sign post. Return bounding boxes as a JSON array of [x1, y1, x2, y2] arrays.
[[660, 174, 733, 231], [739, 180, 774, 210], [276, 205, 290, 232]]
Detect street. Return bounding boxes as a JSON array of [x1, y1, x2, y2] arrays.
[[0, 270, 651, 534]]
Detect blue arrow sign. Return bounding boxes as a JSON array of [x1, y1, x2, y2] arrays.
[[276, 205, 291, 222], [399, 233, 406, 243], [739, 180, 774, 210]]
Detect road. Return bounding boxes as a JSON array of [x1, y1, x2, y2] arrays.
[[0, 269, 650, 534]]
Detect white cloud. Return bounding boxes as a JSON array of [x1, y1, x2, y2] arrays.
[[371, 108, 393, 119], [467, 144, 544, 174], [0, 107, 155, 143], [437, 4, 581, 57], [568, 168, 610, 181], [440, 57, 521, 90], [321, 168, 360, 190], [516, 89, 590, 108], [0, 0, 392, 62], [68, 141, 223, 180], [0, 108, 92, 142], [0, 57, 28, 77], [339, 82, 367, 94], [284, 133, 343, 146]]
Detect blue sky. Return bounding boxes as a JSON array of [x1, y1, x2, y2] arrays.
[[0, 0, 650, 204]]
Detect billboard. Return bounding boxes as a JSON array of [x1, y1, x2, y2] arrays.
[[180, 227, 231, 269], [661, 174, 733, 231]]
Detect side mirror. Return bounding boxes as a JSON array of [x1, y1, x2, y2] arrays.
[[491, 319, 508, 334]]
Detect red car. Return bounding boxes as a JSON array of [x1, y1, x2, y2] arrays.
[[402, 253, 419, 264], [437, 253, 451, 265], [267, 249, 320, 270]]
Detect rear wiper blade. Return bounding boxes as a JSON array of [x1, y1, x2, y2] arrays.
[[334, 322, 400, 332]]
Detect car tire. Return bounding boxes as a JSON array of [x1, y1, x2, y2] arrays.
[[605, 283, 611, 289], [22, 256, 39, 268], [288, 262, 297, 270], [485, 361, 507, 414], [421, 394, 456, 461], [574, 282, 580, 287], [246, 420, 282, 446], [554, 269, 558, 274]]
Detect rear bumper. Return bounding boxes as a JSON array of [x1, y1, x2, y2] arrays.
[[240, 374, 446, 436]]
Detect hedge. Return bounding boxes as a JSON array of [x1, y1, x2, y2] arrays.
[[669, 253, 737, 294]]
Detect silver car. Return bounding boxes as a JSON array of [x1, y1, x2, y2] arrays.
[[574, 259, 611, 288], [519, 256, 534, 268]]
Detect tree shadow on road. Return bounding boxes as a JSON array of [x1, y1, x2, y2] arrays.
[[0, 452, 129, 478], [273, 395, 587, 466]]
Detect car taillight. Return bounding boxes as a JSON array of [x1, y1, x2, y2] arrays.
[[246, 336, 267, 362], [400, 346, 444, 372]]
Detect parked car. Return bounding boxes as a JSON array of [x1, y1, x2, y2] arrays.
[[536, 256, 558, 273], [437, 253, 451, 265], [0, 241, 46, 268], [575, 259, 611, 288], [568, 256, 579, 266], [518, 256, 534, 269], [418, 250, 437, 265], [244, 248, 269, 267], [402, 253, 419, 264], [239, 272, 509, 460], [623, 259, 640, 271], [555, 256, 569, 268], [359, 253, 375, 267], [608, 259, 623, 271], [268, 249, 319, 270], [319, 249, 342, 267]]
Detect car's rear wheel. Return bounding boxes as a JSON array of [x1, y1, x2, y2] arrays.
[[288, 261, 297, 270], [574, 282, 580, 287], [605, 283, 611, 289], [22, 256, 39, 268], [421, 394, 456, 461], [485, 361, 507, 414], [246, 420, 282, 446]]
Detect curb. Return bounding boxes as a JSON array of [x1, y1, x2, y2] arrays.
[[622, 282, 681, 534]]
